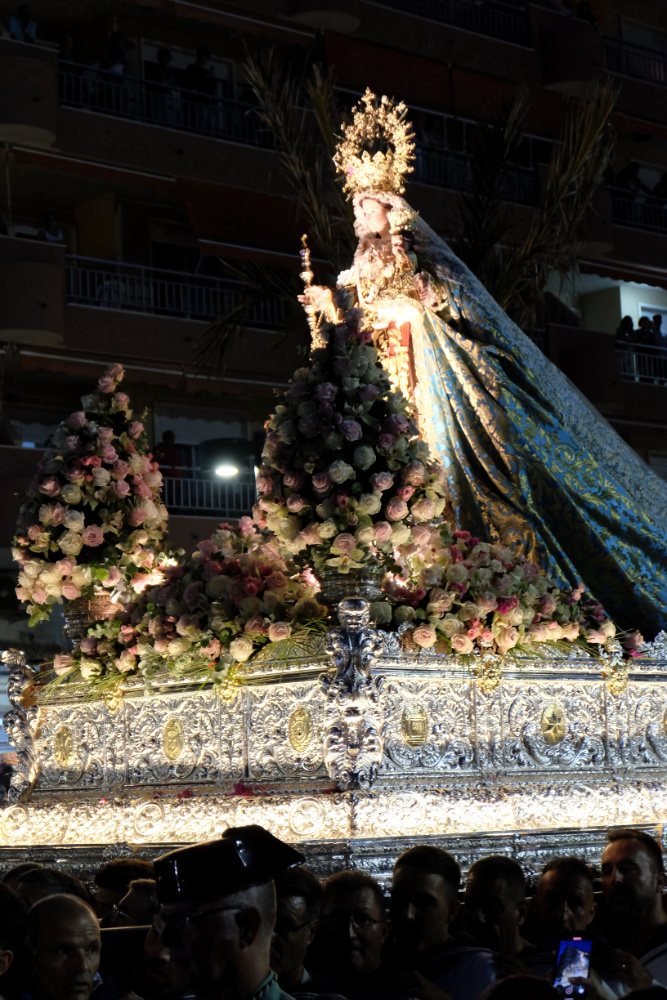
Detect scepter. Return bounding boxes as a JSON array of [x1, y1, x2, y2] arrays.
[[299, 234, 326, 349]]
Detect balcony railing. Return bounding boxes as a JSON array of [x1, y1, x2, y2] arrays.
[[610, 192, 667, 233], [618, 347, 667, 387], [59, 63, 274, 148], [366, 0, 529, 45], [603, 38, 667, 87], [162, 475, 256, 516], [414, 146, 537, 204], [65, 257, 289, 328]]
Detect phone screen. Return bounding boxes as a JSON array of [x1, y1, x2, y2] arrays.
[[553, 938, 592, 997]]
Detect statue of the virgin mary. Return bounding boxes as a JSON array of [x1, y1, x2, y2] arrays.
[[300, 90, 667, 636]]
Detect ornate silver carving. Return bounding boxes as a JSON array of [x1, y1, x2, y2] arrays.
[[1, 650, 40, 802], [321, 599, 386, 789]]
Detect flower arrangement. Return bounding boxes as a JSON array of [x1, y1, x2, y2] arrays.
[[13, 364, 168, 625], [53, 518, 327, 687], [255, 303, 448, 576]]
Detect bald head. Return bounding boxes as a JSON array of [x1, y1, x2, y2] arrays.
[[28, 895, 100, 1000]]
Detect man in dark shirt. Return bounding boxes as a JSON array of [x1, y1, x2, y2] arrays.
[[465, 855, 533, 959], [390, 845, 496, 999]]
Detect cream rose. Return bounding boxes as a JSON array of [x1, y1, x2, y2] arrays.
[[268, 621, 292, 642], [450, 632, 474, 654], [413, 624, 437, 648], [229, 635, 254, 662], [58, 530, 84, 557]]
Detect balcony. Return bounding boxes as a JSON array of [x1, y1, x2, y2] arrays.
[[163, 475, 256, 517], [603, 38, 667, 87], [366, 0, 529, 45], [66, 257, 289, 328], [618, 346, 667, 387], [59, 63, 274, 149], [610, 192, 667, 234], [414, 146, 537, 205]]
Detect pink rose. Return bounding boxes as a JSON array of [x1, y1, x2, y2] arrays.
[[314, 382, 338, 402], [129, 508, 146, 526], [341, 419, 362, 442], [132, 478, 152, 498], [451, 633, 474, 654], [402, 460, 425, 486], [374, 522, 393, 543], [283, 471, 304, 489], [111, 480, 130, 497], [476, 592, 499, 613], [57, 556, 75, 577], [53, 653, 74, 675], [62, 582, 82, 600], [586, 628, 607, 644], [129, 421, 144, 438], [383, 414, 409, 436], [312, 473, 331, 493], [31, 588, 47, 605], [496, 627, 520, 653], [80, 638, 97, 655], [266, 571, 287, 589], [268, 621, 292, 642], [256, 473, 272, 494], [114, 392, 130, 406], [413, 624, 437, 648], [624, 630, 644, 652], [385, 497, 409, 521], [39, 478, 60, 498], [98, 375, 115, 393], [82, 525, 104, 547], [540, 595, 558, 616], [201, 639, 222, 659], [333, 533, 356, 554], [98, 426, 114, 445], [67, 411, 87, 430], [287, 494, 305, 513], [102, 446, 119, 464], [378, 434, 394, 450], [370, 471, 394, 492], [65, 435, 80, 451], [101, 566, 121, 588], [497, 595, 519, 616]]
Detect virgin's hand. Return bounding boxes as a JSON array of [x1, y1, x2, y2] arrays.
[[297, 285, 330, 309]]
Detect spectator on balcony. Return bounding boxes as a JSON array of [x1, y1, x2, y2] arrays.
[[615, 315, 635, 350], [637, 316, 656, 348], [615, 162, 651, 200], [101, 31, 129, 75], [650, 173, 667, 208], [155, 430, 185, 478], [183, 47, 215, 96], [8, 5, 36, 42], [146, 47, 176, 87], [653, 315, 665, 349], [38, 213, 65, 245]]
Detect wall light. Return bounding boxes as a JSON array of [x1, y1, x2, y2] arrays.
[[214, 463, 239, 479]]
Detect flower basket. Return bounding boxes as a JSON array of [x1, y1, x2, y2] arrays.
[[316, 564, 385, 609]]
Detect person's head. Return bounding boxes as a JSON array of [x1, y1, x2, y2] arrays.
[[638, 316, 653, 330], [391, 845, 461, 956], [601, 829, 666, 921], [270, 866, 322, 986], [15, 868, 91, 910], [114, 879, 158, 927], [465, 855, 527, 953], [0, 883, 26, 978], [28, 895, 100, 1000], [360, 198, 391, 237], [161, 430, 175, 445], [93, 858, 154, 921], [153, 826, 303, 1000], [533, 857, 596, 938], [2, 862, 44, 893], [620, 315, 634, 332], [321, 870, 389, 980], [653, 315, 663, 330], [482, 975, 560, 1000]]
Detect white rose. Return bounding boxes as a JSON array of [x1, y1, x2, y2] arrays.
[[355, 526, 375, 545], [229, 636, 254, 662], [58, 530, 84, 557], [72, 565, 92, 587], [391, 523, 411, 546], [318, 519, 338, 539], [92, 467, 111, 486], [64, 510, 85, 533], [357, 493, 382, 515], [60, 484, 82, 505], [441, 613, 465, 637], [167, 637, 191, 658], [79, 657, 101, 680], [143, 472, 162, 488]]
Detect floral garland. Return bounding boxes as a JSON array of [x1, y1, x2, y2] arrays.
[[53, 519, 326, 685], [13, 364, 168, 624]]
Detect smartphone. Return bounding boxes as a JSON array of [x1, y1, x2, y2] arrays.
[[553, 937, 592, 997]]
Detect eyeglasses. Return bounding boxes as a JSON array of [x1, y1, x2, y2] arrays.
[[322, 913, 384, 932], [153, 905, 242, 937]]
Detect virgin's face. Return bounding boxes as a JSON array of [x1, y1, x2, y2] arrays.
[[360, 199, 390, 237]]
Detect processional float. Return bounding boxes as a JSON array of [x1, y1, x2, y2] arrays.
[[4, 92, 667, 881]]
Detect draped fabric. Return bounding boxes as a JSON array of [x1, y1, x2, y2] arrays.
[[344, 192, 667, 636]]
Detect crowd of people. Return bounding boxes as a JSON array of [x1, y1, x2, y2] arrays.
[[616, 315, 666, 353], [0, 826, 666, 1000]]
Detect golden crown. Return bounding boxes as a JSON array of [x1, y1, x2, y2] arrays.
[[333, 89, 416, 198], [388, 206, 419, 234]]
